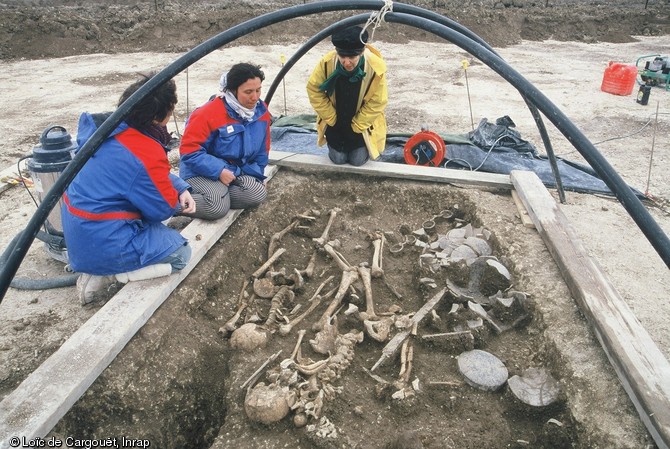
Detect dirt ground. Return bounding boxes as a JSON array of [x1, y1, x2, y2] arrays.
[[0, 0, 669, 448]]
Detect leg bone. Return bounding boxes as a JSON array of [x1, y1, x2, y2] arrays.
[[371, 236, 384, 278], [313, 207, 341, 246], [357, 265, 377, 320], [313, 269, 358, 331]]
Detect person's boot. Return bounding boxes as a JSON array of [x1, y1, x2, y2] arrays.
[[77, 264, 172, 305], [76, 273, 118, 305]]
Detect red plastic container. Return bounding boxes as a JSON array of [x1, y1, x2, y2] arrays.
[[601, 62, 638, 96]]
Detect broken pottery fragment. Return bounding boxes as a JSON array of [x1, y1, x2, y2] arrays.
[[468, 301, 507, 333], [446, 227, 467, 242], [464, 236, 492, 256], [479, 259, 512, 296], [449, 245, 478, 264], [457, 349, 508, 391], [490, 290, 535, 327], [507, 367, 561, 407]]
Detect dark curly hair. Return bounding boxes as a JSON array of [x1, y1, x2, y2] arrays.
[[225, 63, 265, 94], [118, 71, 177, 130]]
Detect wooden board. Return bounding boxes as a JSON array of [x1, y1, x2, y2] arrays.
[[269, 151, 513, 189], [0, 166, 278, 444], [511, 189, 535, 228], [510, 169, 670, 449]]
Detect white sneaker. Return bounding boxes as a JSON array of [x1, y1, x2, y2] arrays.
[[76, 273, 118, 305]]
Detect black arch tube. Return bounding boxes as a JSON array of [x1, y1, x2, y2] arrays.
[[0, 0, 562, 300], [263, 4, 566, 202], [383, 12, 670, 262], [1, 1, 668, 303], [265, 14, 372, 106], [0, 0, 390, 301]]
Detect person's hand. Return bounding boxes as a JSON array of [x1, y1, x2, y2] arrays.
[[219, 169, 236, 186], [179, 190, 196, 214]]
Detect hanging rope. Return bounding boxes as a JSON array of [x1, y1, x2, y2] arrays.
[[361, 0, 393, 42]]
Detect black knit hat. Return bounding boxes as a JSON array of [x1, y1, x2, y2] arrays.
[[331, 26, 369, 56]]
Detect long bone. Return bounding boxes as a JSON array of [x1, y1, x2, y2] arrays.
[[240, 350, 282, 393], [313, 269, 359, 331], [313, 207, 341, 246], [290, 329, 307, 361], [357, 264, 377, 320], [323, 242, 351, 272], [371, 288, 447, 371], [220, 279, 251, 335], [399, 339, 414, 383], [279, 276, 335, 336], [371, 234, 385, 278], [300, 250, 318, 279], [252, 247, 286, 279], [280, 295, 323, 336], [268, 220, 298, 260]]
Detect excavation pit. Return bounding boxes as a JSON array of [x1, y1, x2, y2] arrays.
[[41, 168, 649, 448]]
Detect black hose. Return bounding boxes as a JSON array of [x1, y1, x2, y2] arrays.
[[0, 231, 78, 290]]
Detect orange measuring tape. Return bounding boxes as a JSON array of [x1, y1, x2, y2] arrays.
[[403, 130, 446, 167]]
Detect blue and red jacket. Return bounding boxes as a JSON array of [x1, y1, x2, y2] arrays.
[[62, 112, 189, 275], [179, 96, 271, 181]]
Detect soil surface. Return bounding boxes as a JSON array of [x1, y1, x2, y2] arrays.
[[0, 0, 668, 60], [0, 1, 670, 449]]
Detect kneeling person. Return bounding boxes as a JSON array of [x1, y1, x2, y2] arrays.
[[62, 72, 196, 304]]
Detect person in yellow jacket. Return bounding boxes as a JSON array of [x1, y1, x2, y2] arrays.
[[306, 25, 388, 166]]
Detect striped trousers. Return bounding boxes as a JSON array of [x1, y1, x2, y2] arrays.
[[182, 175, 267, 220]]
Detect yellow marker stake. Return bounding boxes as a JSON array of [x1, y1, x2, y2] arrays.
[[461, 59, 475, 131]]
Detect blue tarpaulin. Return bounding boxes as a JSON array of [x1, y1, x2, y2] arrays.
[[270, 114, 642, 197]]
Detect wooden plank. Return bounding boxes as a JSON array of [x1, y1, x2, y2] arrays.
[[269, 150, 513, 189], [0, 166, 278, 445], [511, 189, 535, 228], [510, 169, 670, 449]]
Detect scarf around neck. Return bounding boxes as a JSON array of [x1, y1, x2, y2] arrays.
[[218, 72, 257, 122], [319, 55, 366, 96], [144, 122, 172, 147], [222, 90, 257, 122]]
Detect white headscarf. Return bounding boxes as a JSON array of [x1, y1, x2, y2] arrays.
[[218, 72, 256, 121]]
